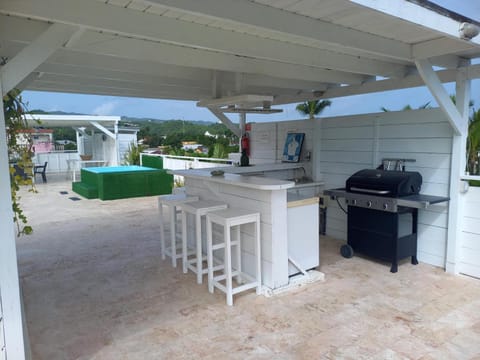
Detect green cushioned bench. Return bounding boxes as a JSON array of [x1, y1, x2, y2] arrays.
[[72, 165, 173, 200]]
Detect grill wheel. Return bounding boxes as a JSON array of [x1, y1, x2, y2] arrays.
[[340, 244, 354, 258]]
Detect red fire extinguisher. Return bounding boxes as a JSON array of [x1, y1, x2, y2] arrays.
[[241, 132, 250, 156]]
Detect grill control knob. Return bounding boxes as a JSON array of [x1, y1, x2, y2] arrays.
[[366, 201, 372, 208], [383, 203, 388, 210]]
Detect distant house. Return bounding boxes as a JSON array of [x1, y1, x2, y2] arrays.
[[204, 131, 217, 138], [24, 114, 139, 169], [16, 128, 54, 154], [182, 141, 203, 151]]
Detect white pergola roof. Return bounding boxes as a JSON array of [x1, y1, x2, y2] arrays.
[[24, 114, 120, 129], [0, 0, 479, 105]]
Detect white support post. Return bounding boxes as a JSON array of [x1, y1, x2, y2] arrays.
[[0, 78, 26, 359], [207, 108, 241, 137], [0, 23, 78, 96], [445, 63, 470, 274], [91, 129, 96, 159], [415, 59, 466, 135], [114, 121, 119, 166], [89, 121, 115, 139]]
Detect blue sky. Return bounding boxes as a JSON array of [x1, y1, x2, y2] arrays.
[[22, 81, 480, 123], [21, 0, 480, 123]]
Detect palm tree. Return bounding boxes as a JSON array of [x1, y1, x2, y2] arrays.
[[381, 102, 431, 112], [449, 95, 478, 174], [467, 109, 480, 174], [296, 100, 331, 119]]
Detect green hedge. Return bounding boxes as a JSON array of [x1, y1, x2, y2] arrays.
[[469, 180, 480, 187], [142, 155, 163, 169]]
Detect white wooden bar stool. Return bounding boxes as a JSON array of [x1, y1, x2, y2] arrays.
[[206, 208, 262, 306], [181, 200, 228, 284], [158, 193, 199, 267]]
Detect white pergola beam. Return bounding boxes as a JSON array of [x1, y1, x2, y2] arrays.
[[415, 59, 465, 135], [90, 121, 115, 139], [146, 0, 412, 61], [33, 72, 210, 95], [0, 0, 406, 78], [49, 50, 211, 82], [36, 60, 332, 95], [207, 108, 241, 138], [0, 38, 210, 84], [273, 63, 480, 105], [35, 63, 209, 89], [70, 31, 368, 85], [351, 0, 480, 46], [0, 22, 78, 96], [198, 95, 274, 108], [413, 38, 476, 60], [27, 81, 206, 101]]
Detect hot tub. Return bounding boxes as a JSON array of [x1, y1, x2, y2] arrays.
[[72, 165, 173, 200]]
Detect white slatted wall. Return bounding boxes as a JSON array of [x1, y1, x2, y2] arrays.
[[0, 296, 5, 360], [459, 186, 480, 278], [249, 119, 314, 178], [318, 109, 452, 267]]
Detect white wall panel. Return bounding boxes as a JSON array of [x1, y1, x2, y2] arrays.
[[459, 187, 480, 278], [378, 138, 452, 154]]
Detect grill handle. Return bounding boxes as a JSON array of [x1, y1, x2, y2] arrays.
[[350, 187, 391, 195]]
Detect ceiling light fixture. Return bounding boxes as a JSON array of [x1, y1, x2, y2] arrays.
[[459, 22, 480, 40]]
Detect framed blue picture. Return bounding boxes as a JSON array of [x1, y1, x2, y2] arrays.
[[282, 133, 305, 162]]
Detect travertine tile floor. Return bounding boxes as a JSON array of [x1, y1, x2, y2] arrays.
[[17, 176, 480, 359]]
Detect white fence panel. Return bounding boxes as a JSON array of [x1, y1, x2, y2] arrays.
[[0, 296, 4, 360], [33, 151, 79, 173], [459, 185, 480, 278]]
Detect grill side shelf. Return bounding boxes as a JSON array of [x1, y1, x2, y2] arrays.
[[323, 188, 347, 199], [396, 194, 450, 209]]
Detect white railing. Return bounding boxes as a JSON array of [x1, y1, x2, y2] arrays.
[[33, 151, 80, 173], [140, 153, 234, 170], [461, 175, 480, 181]]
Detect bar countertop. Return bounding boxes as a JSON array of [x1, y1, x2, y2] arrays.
[[169, 169, 295, 190]]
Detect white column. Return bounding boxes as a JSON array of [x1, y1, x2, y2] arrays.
[[239, 112, 246, 152], [415, 58, 471, 273], [114, 121, 119, 166], [0, 79, 26, 359], [446, 64, 470, 274], [91, 129, 96, 159]]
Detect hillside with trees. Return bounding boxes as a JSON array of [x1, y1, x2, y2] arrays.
[[29, 110, 239, 157]]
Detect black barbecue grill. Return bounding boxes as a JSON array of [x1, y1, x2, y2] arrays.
[[324, 169, 449, 272]]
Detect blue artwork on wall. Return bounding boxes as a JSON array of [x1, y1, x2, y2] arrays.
[[282, 133, 305, 162]]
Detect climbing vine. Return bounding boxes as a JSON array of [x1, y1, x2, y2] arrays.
[[4, 89, 36, 236]]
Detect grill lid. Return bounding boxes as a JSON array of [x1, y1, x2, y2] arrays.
[[346, 169, 422, 197]]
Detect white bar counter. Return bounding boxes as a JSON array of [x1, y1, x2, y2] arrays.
[[171, 169, 295, 190], [213, 162, 306, 175], [170, 168, 296, 289]]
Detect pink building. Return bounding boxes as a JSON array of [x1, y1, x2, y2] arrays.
[[17, 129, 54, 154]]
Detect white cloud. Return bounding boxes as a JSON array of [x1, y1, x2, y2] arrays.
[[92, 101, 119, 115]]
